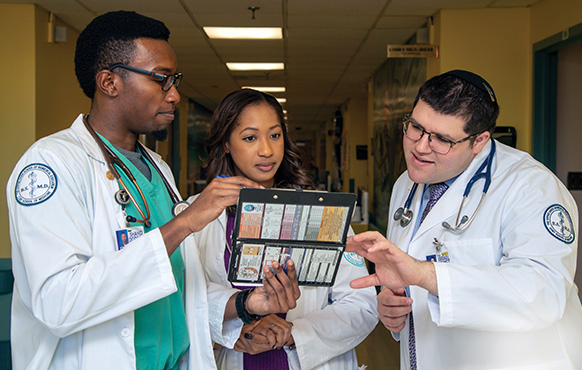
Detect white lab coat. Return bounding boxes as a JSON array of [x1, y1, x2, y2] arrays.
[[387, 139, 582, 369], [7, 114, 216, 370], [188, 194, 379, 370]]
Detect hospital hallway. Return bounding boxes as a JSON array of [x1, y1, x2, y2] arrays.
[[2, 0, 582, 369]]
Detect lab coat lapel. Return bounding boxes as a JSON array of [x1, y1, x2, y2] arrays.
[[71, 114, 107, 165]]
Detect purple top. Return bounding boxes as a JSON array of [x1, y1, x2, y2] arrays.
[[225, 213, 289, 370]]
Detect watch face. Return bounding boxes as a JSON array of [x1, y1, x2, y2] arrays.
[[172, 201, 190, 216]]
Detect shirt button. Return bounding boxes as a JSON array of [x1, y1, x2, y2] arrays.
[[121, 328, 130, 337]]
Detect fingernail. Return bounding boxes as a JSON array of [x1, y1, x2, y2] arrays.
[[276, 346, 282, 350], [272, 345, 276, 349]]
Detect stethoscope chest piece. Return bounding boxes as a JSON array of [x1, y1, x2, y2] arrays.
[[115, 189, 131, 205], [394, 182, 418, 228], [394, 207, 413, 227]]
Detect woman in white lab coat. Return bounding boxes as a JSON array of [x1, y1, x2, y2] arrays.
[[190, 89, 378, 370], [385, 138, 582, 369]]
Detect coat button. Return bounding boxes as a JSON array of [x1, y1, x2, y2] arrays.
[[121, 328, 130, 337]]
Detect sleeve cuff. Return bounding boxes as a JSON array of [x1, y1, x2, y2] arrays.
[[208, 286, 243, 347], [431, 262, 453, 326]]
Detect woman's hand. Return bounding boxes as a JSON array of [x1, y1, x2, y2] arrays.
[[246, 260, 301, 315], [234, 314, 294, 355]]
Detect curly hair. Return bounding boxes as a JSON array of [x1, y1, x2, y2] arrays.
[[74, 11, 170, 99], [413, 70, 500, 138], [204, 89, 313, 190]]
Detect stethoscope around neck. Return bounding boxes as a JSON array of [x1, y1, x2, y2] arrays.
[[83, 116, 182, 227], [394, 139, 496, 233]]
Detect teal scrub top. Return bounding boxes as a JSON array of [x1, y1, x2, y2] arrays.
[[103, 137, 189, 370]]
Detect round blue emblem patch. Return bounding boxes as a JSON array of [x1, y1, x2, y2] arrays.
[[543, 204, 575, 244], [343, 252, 366, 267], [15, 163, 58, 206]]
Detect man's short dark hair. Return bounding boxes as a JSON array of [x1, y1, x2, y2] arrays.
[[74, 11, 170, 99], [413, 70, 500, 136]]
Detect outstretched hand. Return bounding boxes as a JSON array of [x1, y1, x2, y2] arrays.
[[346, 231, 438, 295]]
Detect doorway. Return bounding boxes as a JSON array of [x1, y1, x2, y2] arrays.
[[533, 23, 582, 300]]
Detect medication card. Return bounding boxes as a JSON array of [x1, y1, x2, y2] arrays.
[[228, 188, 356, 287]]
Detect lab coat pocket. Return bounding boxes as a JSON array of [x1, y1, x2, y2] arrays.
[[445, 238, 495, 266]]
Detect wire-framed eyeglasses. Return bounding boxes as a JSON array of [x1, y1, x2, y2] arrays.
[[402, 114, 479, 155], [109, 64, 183, 91]]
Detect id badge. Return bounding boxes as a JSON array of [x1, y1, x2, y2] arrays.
[[426, 238, 450, 263], [116, 226, 144, 251]]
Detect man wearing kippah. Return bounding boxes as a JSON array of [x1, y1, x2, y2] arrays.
[[348, 70, 582, 369]]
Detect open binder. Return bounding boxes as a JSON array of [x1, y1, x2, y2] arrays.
[[227, 188, 357, 287]]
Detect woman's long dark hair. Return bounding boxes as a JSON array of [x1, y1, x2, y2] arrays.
[[204, 88, 313, 190]]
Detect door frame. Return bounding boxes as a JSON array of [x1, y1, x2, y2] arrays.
[[533, 22, 582, 172]]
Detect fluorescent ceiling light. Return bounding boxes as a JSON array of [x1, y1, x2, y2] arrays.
[[204, 27, 282, 39], [227, 63, 284, 71], [242, 86, 286, 93], [277, 98, 287, 104]]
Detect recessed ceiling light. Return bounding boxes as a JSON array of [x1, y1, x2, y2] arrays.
[[242, 86, 286, 93], [203, 27, 283, 39], [226, 63, 284, 71]]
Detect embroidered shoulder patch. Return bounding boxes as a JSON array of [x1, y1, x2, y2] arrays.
[[544, 204, 575, 244], [15, 163, 58, 206], [343, 252, 366, 267]]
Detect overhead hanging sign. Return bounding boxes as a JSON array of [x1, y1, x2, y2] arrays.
[[387, 44, 439, 58]]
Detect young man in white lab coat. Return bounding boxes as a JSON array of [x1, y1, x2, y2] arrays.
[[348, 70, 582, 369], [6, 11, 298, 369]]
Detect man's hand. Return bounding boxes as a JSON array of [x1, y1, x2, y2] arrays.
[[377, 287, 412, 333], [182, 176, 260, 233], [346, 231, 438, 295], [234, 314, 294, 355], [159, 176, 260, 256], [246, 260, 301, 316]]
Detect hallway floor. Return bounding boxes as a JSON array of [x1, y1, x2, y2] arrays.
[[356, 322, 400, 369]]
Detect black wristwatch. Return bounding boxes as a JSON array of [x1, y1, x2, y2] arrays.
[[235, 289, 263, 325]]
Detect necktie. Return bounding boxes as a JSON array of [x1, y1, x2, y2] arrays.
[[419, 182, 449, 225], [409, 182, 449, 369]]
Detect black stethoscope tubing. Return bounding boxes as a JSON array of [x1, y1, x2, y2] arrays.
[[83, 117, 180, 227], [394, 139, 496, 232]]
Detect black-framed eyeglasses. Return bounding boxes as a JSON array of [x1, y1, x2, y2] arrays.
[[402, 113, 479, 155], [109, 64, 182, 91]]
